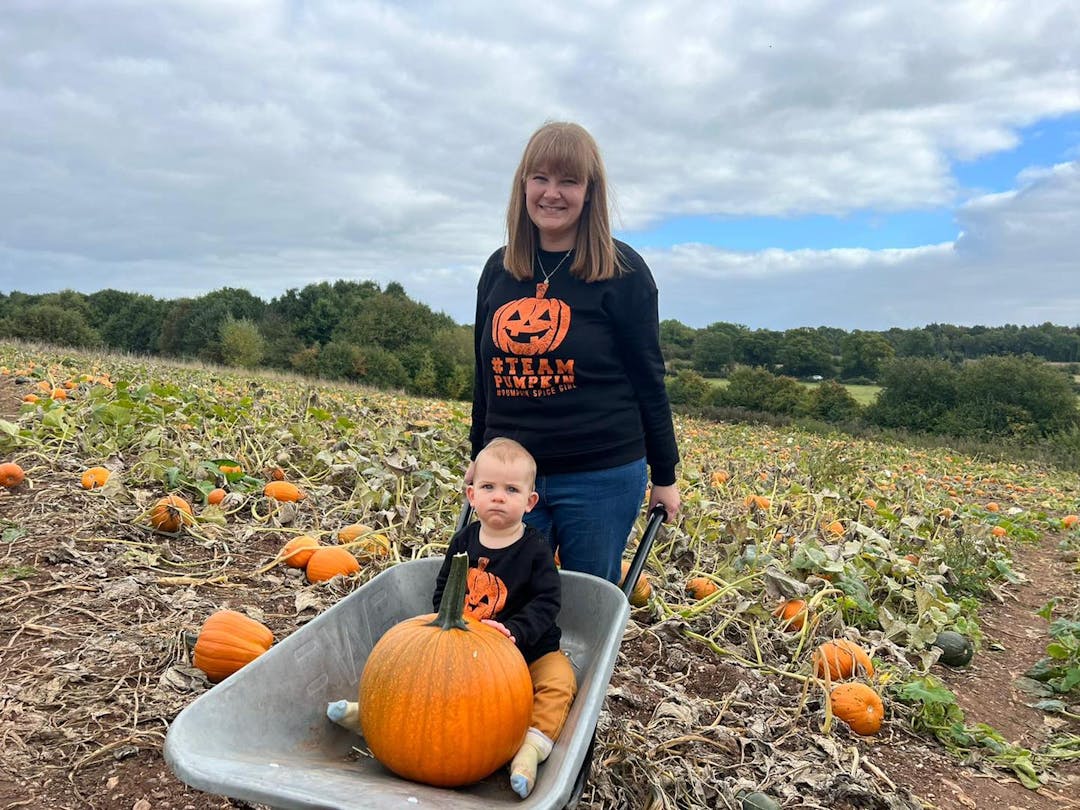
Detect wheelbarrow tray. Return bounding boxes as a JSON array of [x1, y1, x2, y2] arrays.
[[165, 557, 632, 809]]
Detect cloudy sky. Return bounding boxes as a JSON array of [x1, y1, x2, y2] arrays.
[[2, 1, 1079, 330]]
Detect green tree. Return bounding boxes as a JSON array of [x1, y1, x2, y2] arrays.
[[6, 303, 101, 348], [690, 326, 734, 375], [718, 366, 807, 415], [840, 331, 895, 381], [778, 328, 834, 378], [805, 381, 862, 423], [940, 355, 1080, 439], [659, 319, 696, 364], [868, 358, 959, 432], [666, 370, 711, 407], [219, 316, 266, 368]]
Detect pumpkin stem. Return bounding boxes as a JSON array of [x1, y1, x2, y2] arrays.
[[430, 552, 470, 631]]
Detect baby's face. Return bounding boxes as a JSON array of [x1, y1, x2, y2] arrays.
[[467, 456, 536, 529]]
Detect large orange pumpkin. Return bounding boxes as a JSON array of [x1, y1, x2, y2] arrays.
[[150, 495, 194, 532], [192, 609, 274, 683], [492, 290, 571, 356], [813, 639, 874, 681], [0, 462, 25, 489], [831, 682, 884, 735], [358, 553, 532, 787]]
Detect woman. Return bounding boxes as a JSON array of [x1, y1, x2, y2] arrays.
[[468, 121, 681, 584]]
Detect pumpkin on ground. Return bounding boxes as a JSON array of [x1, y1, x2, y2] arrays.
[[0, 462, 26, 489], [932, 630, 974, 667], [1063, 514, 1079, 529], [264, 481, 305, 502], [80, 466, 111, 490], [358, 553, 532, 787], [686, 576, 719, 601], [207, 487, 227, 505], [150, 495, 194, 532], [305, 546, 360, 582], [773, 598, 809, 631], [192, 609, 274, 683], [339, 524, 391, 558], [813, 639, 874, 680], [281, 535, 321, 569], [619, 560, 652, 607], [336, 523, 372, 543], [830, 682, 884, 735]]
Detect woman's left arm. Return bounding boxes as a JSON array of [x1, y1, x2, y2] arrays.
[[610, 245, 681, 521]]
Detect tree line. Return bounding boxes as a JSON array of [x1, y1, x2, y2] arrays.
[[3, 283, 1078, 467], [661, 320, 1080, 383], [0, 283, 474, 399]]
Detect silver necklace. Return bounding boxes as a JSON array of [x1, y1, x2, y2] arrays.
[[534, 248, 572, 298]]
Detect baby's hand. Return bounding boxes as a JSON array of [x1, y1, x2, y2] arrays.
[[481, 619, 516, 644]]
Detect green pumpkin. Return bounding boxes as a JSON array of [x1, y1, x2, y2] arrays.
[[933, 630, 974, 667], [741, 792, 782, 810]]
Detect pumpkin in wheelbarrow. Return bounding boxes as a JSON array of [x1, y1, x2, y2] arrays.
[[357, 552, 532, 787]]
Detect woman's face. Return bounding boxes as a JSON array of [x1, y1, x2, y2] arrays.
[[524, 166, 588, 251]]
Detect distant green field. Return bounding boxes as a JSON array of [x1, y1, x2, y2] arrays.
[[705, 377, 882, 406]]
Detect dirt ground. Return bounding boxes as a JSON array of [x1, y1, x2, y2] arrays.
[[1, 373, 1078, 810]]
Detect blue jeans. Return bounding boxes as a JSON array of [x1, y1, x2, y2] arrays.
[[524, 458, 648, 584]]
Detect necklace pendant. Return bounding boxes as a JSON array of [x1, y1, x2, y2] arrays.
[[535, 282, 549, 298]]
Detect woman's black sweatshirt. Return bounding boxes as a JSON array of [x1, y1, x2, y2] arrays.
[[470, 240, 679, 486]]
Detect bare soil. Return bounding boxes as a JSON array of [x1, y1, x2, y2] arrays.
[[1, 373, 1078, 810]]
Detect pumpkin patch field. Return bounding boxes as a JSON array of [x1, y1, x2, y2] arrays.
[[1, 342, 1078, 810]]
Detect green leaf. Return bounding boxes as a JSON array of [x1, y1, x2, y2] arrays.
[[1046, 642, 1070, 660]]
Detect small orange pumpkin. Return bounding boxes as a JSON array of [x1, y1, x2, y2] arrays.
[[1063, 514, 1079, 529], [686, 576, 719, 601], [192, 609, 274, 683], [22, 393, 39, 403], [831, 682, 884, 735], [709, 470, 730, 487], [50, 387, 67, 400], [337, 523, 372, 543], [80, 466, 111, 490], [0, 462, 26, 489], [619, 560, 652, 608], [207, 487, 227, 505], [281, 535, 320, 569], [264, 481, 305, 502], [824, 519, 845, 536], [743, 494, 771, 510], [813, 639, 874, 680], [306, 546, 360, 582], [150, 494, 194, 532], [773, 598, 809, 631]]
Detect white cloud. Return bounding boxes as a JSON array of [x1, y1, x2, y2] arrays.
[[647, 160, 1080, 329], [1, 0, 1079, 330]]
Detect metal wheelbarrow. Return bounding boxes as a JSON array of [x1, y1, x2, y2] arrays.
[[164, 505, 666, 809]]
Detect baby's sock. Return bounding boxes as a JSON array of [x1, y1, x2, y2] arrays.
[[326, 699, 362, 733], [509, 727, 554, 799]]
